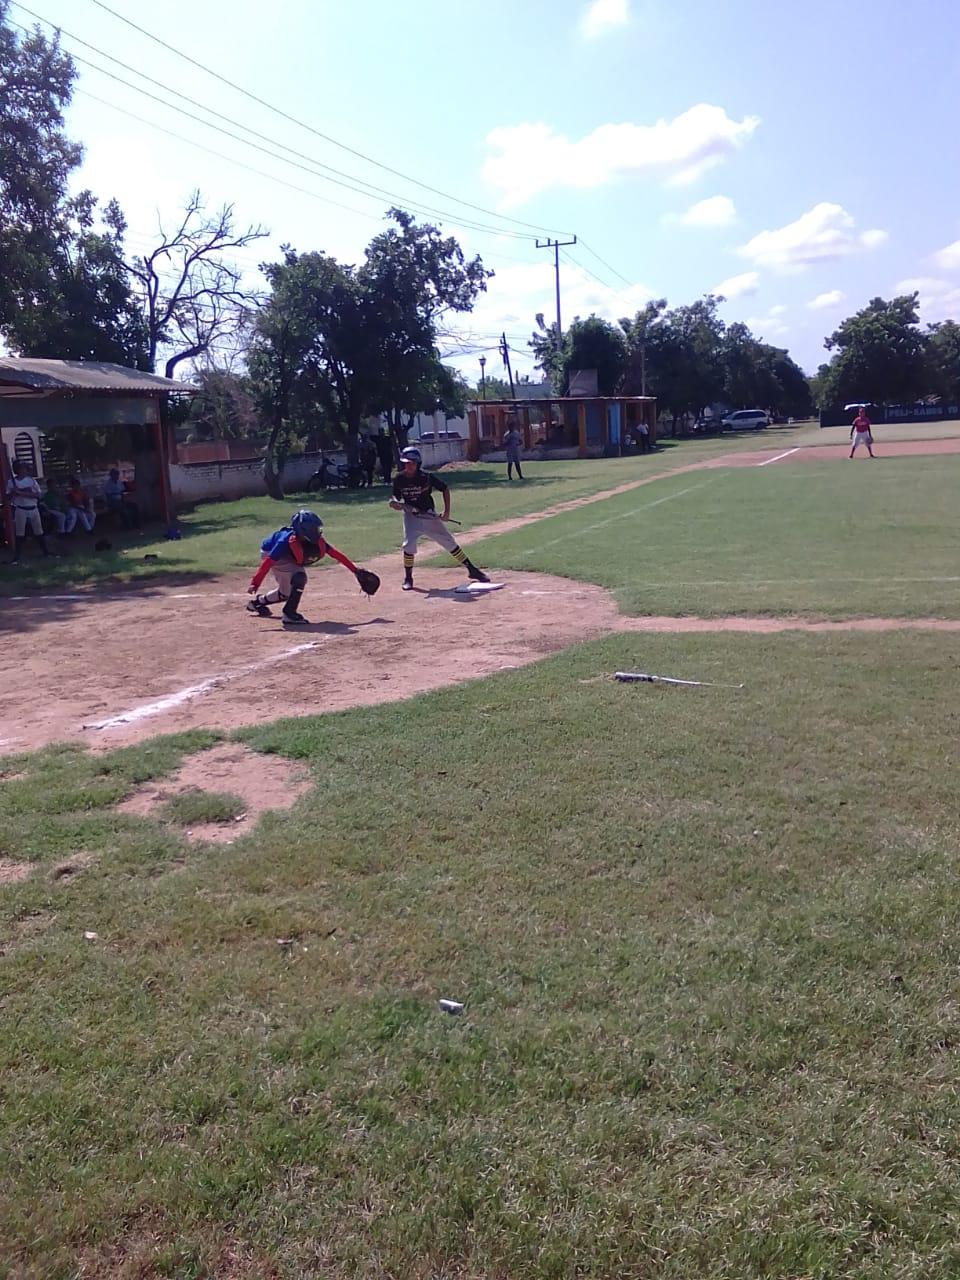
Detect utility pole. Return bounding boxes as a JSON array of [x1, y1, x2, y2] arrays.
[[536, 235, 577, 349], [479, 354, 487, 400], [500, 333, 516, 399]]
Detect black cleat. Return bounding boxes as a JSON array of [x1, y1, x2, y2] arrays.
[[467, 564, 490, 583], [246, 599, 272, 617], [402, 579, 414, 591], [281, 610, 307, 626]]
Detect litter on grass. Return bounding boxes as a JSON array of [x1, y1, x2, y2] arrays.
[[614, 671, 744, 689], [438, 998, 465, 1014]]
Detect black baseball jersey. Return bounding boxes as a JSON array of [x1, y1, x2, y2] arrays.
[[392, 467, 448, 514]]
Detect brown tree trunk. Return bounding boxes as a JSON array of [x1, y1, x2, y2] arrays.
[[263, 419, 285, 500]]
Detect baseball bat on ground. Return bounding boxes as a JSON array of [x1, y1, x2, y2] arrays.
[[614, 671, 744, 689]]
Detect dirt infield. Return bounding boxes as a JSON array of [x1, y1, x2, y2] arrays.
[[4, 559, 960, 755], [3, 432, 959, 757]]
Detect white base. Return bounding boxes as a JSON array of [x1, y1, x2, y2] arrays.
[[455, 581, 505, 594]]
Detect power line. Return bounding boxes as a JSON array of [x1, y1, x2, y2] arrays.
[[74, 87, 390, 226], [13, 8, 538, 243], [83, 0, 574, 241], [559, 247, 617, 293], [578, 238, 635, 288]]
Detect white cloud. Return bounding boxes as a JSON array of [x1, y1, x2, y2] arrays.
[[746, 311, 788, 338], [679, 195, 737, 227], [443, 258, 654, 378], [713, 271, 759, 299], [738, 203, 888, 272], [894, 276, 960, 324], [483, 104, 760, 207], [580, 0, 630, 38], [769, 304, 787, 316], [933, 239, 960, 271], [807, 289, 845, 310]]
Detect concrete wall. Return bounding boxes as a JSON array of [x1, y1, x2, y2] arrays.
[[170, 440, 468, 505]]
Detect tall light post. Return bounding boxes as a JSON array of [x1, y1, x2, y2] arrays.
[[479, 354, 487, 400]]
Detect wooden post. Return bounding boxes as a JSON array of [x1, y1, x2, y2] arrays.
[[0, 437, 14, 551], [154, 402, 174, 528], [468, 407, 479, 461], [577, 401, 587, 458], [522, 406, 531, 450]]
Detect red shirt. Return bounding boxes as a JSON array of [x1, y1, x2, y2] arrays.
[[250, 535, 356, 590], [853, 413, 871, 434]]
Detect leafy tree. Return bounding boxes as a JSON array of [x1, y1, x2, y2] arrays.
[[178, 367, 259, 441], [0, 2, 77, 339], [926, 320, 960, 403], [619, 299, 668, 398], [719, 323, 811, 418], [0, 7, 146, 364], [818, 294, 929, 406], [639, 297, 726, 430], [530, 314, 626, 395], [471, 373, 514, 401], [248, 210, 487, 496]]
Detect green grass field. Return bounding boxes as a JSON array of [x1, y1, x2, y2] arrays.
[[3, 441, 960, 1277], [0, 438, 766, 598], [470, 455, 960, 619]]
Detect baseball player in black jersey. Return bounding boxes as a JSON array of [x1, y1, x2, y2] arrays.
[[390, 447, 489, 591]]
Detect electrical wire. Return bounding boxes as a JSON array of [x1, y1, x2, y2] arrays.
[[82, 0, 575, 239]]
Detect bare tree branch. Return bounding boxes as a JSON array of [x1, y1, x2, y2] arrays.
[[119, 190, 267, 376]]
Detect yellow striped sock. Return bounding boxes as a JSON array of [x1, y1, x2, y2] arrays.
[[450, 546, 467, 564], [403, 553, 415, 570]]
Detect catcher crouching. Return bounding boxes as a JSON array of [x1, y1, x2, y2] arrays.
[[247, 509, 380, 626]]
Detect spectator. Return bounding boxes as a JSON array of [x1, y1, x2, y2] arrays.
[[103, 468, 140, 529], [361, 434, 378, 488], [65, 475, 96, 533], [5, 459, 53, 563], [40, 477, 68, 534], [637, 417, 651, 454], [503, 422, 524, 480], [376, 430, 394, 486]]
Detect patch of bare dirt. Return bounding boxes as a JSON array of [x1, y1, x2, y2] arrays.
[[49, 851, 95, 882], [0, 909, 55, 956], [116, 742, 312, 844], [0, 858, 33, 885]]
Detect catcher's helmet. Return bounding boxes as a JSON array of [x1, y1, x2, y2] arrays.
[[291, 509, 323, 542], [399, 446, 422, 464]]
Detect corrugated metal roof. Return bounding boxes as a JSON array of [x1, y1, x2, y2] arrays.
[[0, 358, 197, 394]]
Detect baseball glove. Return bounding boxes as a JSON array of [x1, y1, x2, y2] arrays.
[[355, 567, 381, 597]]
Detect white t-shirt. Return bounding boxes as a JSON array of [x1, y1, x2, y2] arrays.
[[6, 476, 41, 509]]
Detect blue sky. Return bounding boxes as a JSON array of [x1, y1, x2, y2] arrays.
[[12, 0, 960, 377]]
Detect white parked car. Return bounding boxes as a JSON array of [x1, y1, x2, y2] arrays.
[[722, 409, 769, 431]]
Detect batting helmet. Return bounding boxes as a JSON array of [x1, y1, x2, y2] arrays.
[[291, 509, 323, 542], [399, 447, 422, 464]]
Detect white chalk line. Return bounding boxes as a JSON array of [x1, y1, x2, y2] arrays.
[[511, 479, 719, 558], [756, 447, 801, 466], [84, 640, 321, 731]]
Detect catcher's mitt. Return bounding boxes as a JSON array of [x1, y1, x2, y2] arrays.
[[355, 567, 381, 597]]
